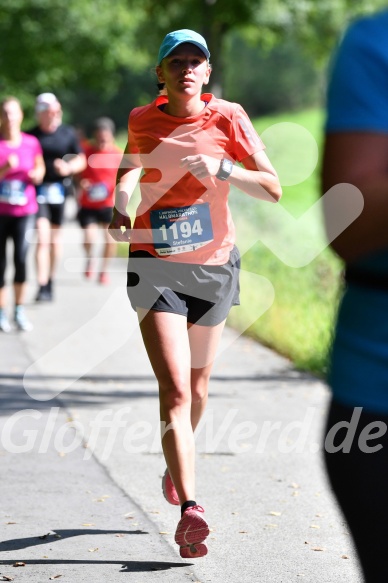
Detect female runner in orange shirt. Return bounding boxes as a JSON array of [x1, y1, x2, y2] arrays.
[[110, 29, 282, 559]]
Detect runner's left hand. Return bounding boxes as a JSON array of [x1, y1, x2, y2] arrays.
[[180, 155, 220, 179]]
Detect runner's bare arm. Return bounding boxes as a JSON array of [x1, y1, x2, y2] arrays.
[[54, 153, 87, 176], [180, 150, 282, 203], [322, 132, 388, 262], [28, 154, 45, 185], [109, 142, 142, 242], [0, 154, 19, 179]]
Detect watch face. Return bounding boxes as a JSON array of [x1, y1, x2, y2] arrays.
[[223, 159, 233, 172], [216, 158, 234, 180]]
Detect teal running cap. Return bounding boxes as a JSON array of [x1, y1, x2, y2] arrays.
[[157, 29, 210, 65]]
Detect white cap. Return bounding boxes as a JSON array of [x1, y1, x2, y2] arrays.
[[35, 92, 60, 113]]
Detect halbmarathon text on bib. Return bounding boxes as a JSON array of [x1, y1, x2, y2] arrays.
[[37, 183, 65, 205], [87, 182, 109, 202], [150, 203, 214, 256], [0, 180, 28, 206]]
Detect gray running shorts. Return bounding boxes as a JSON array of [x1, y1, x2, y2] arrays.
[[126, 246, 240, 326]]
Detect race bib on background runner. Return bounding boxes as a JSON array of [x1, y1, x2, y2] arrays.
[[0, 180, 28, 205], [37, 183, 65, 205], [86, 183, 109, 202], [150, 203, 214, 256]]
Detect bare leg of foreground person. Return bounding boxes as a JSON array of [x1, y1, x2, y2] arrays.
[[137, 308, 225, 557]]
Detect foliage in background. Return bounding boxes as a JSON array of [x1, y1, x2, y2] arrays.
[[2, 0, 387, 126], [127, 0, 388, 95], [223, 32, 323, 116], [0, 0, 138, 118]]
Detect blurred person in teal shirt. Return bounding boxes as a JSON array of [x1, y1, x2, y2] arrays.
[[322, 9, 388, 583]]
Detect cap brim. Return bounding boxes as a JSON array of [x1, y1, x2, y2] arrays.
[[159, 41, 210, 64]]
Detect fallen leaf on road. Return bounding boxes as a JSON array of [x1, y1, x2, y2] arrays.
[[6, 522, 17, 525], [0, 576, 15, 581], [81, 523, 95, 526], [311, 547, 325, 551], [12, 562, 26, 567], [115, 534, 124, 538], [269, 511, 282, 516], [88, 548, 98, 552], [159, 532, 170, 535], [342, 555, 349, 559], [310, 525, 320, 529], [239, 530, 248, 533]]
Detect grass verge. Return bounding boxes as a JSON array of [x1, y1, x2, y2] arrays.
[[227, 108, 343, 376]]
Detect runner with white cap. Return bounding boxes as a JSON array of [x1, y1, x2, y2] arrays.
[[28, 93, 86, 301]]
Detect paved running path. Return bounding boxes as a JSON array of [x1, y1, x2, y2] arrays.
[[0, 214, 363, 582]]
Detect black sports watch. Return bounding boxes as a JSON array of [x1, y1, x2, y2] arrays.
[[216, 158, 233, 181]]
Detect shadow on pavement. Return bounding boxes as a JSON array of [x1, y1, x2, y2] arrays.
[[0, 559, 192, 572], [0, 529, 147, 552]]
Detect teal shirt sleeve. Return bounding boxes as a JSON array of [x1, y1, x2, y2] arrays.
[[325, 10, 388, 133]]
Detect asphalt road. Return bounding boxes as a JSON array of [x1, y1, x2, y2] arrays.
[[0, 216, 363, 583]]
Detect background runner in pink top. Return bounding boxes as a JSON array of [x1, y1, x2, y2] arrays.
[[0, 132, 42, 217]]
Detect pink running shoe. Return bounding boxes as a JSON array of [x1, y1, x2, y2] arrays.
[[98, 272, 110, 285], [162, 469, 179, 505], [175, 505, 209, 558], [85, 259, 94, 279]]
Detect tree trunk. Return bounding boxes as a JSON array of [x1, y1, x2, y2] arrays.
[[202, 3, 228, 98]]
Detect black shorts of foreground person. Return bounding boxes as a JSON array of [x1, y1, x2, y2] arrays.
[[324, 399, 388, 583], [126, 246, 240, 327]]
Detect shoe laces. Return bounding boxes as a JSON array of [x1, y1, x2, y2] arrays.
[[185, 505, 204, 514]]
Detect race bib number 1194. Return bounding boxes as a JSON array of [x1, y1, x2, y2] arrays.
[[150, 203, 214, 256]]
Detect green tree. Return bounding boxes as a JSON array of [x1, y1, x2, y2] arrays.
[[128, 0, 387, 95], [0, 0, 139, 111]]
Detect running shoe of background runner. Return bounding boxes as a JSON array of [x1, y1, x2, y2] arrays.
[[0, 309, 11, 333], [14, 306, 33, 331]]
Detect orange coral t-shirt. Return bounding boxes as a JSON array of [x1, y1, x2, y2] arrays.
[[79, 142, 122, 209], [128, 93, 265, 265]]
